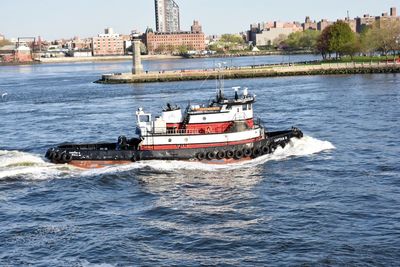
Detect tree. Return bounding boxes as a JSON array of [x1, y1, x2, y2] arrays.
[[317, 25, 333, 59], [177, 45, 189, 55], [360, 27, 375, 56], [273, 34, 288, 47], [0, 39, 12, 47], [328, 21, 356, 59], [287, 30, 320, 51], [219, 34, 244, 44], [154, 44, 166, 54]]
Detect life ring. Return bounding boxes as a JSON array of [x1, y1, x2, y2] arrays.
[[226, 150, 234, 159], [196, 152, 205, 161], [252, 148, 261, 157], [234, 150, 243, 159], [261, 146, 270, 155], [207, 151, 216, 160], [216, 151, 226, 160], [243, 148, 252, 157]]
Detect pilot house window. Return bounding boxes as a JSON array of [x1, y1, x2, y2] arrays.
[[139, 115, 150, 122]]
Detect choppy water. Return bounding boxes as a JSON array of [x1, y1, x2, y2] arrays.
[[0, 56, 399, 266]]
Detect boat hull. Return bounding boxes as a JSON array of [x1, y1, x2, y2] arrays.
[[45, 128, 303, 169]]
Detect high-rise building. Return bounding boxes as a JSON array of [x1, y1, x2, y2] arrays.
[[155, 0, 180, 32]]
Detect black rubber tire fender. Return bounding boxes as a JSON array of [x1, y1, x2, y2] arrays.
[[243, 148, 252, 157], [54, 152, 63, 162], [48, 151, 56, 160], [280, 142, 286, 149], [207, 151, 216, 160], [270, 144, 277, 153], [226, 150, 234, 159], [62, 153, 73, 163], [216, 151, 226, 160], [196, 152, 205, 161], [234, 149, 243, 159], [252, 148, 261, 158], [261, 145, 270, 155], [131, 154, 138, 162]]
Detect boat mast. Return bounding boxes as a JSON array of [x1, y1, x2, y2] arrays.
[[216, 63, 225, 101]]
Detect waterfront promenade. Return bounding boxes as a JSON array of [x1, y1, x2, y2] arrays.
[[98, 61, 400, 84]]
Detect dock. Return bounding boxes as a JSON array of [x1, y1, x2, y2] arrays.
[[97, 62, 400, 84]]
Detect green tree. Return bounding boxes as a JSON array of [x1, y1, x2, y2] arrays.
[[328, 21, 357, 59], [360, 27, 375, 56], [317, 25, 333, 59], [154, 44, 166, 54], [177, 45, 189, 55], [286, 30, 320, 50], [273, 34, 288, 47], [220, 34, 244, 44], [0, 39, 12, 47]]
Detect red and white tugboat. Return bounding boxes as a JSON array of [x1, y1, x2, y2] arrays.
[[46, 85, 303, 168]]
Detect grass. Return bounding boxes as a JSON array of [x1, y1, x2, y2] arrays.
[[322, 55, 400, 63]]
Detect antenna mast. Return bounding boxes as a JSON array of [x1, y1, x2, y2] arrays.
[[216, 63, 225, 101]]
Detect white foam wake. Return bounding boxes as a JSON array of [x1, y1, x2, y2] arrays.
[[0, 150, 76, 180], [0, 136, 335, 180]]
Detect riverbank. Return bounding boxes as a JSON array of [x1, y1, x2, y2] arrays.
[[37, 55, 184, 64], [0, 55, 184, 66], [97, 62, 400, 84]]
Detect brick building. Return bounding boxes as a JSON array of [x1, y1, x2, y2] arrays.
[[302, 16, 318, 30], [247, 21, 302, 46], [92, 28, 124, 56], [144, 21, 205, 53], [356, 7, 400, 32]]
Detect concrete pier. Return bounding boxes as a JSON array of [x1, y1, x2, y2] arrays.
[[98, 62, 400, 84]]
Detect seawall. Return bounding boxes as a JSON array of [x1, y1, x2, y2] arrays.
[[97, 62, 400, 84]]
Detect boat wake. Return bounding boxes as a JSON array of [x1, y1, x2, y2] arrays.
[[0, 136, 335, 181], [0, 150, 77, 181]]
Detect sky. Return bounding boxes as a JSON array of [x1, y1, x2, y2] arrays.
[[1, 0, 399, 40]]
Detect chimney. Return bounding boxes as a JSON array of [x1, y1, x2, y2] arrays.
[[390, 7, 397, 17]]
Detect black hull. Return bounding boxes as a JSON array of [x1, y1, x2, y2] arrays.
[[45, 128, 303, 167]]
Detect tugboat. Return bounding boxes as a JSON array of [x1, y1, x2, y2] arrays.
[[46, 85, 303, 168]]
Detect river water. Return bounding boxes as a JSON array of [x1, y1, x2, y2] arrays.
[[0, 55, 399, 266]]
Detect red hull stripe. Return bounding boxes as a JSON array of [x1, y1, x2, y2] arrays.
[[140, 137, 262, 151]]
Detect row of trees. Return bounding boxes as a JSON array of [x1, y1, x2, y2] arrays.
[[0, 39, 12, 47], [208, 34, 245, 52], [279, 20, 400, 60]]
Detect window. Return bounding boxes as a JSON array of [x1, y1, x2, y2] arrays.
[[243, 104, 248, 111], [139, 115, 150, 122]]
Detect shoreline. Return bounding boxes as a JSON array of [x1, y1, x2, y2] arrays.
[[0, 51, 313, 66], [0, 55, 184, 66], [98, 62, 400, 84], [36, 54, 184, 64]]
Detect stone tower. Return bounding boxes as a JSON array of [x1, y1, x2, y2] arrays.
[[132, 39, 143, 75]]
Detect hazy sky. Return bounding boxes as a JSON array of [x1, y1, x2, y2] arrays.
[[1, 0, 398, 40]]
